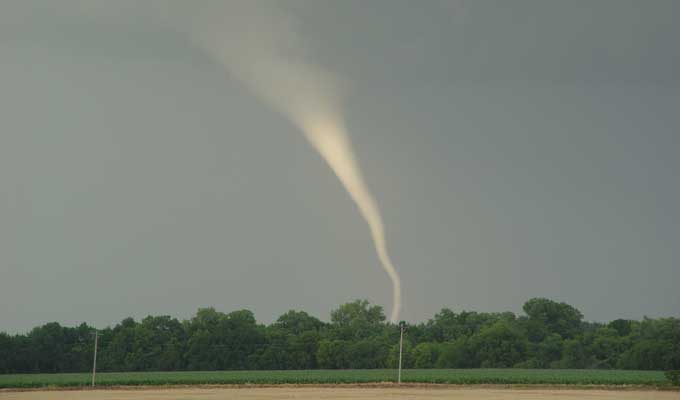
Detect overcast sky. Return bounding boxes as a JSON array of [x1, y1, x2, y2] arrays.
[[1, 0, 678, 333]]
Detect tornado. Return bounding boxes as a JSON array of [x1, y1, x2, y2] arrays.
[[299, 114, 402, 323], [189, 2, 402, 322]]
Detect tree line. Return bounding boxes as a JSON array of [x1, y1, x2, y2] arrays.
[[0, 298, 678, 373]]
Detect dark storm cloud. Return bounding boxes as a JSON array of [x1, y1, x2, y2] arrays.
[[1, 0, 678, 333]]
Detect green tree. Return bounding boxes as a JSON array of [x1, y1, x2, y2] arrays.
[[28, 322, 67, 372], [411, 342, 441, 368], [0, 333, 13, 373], [185, 308, 264, 370], [99, 317, 137, 371], [273, 311, 325, 335], [588, 327, 629, 369], [556, 338, 592, 368], [468, 321, 528, 368], [436, 337, 476, 368], [348, 338, 390, 369], [425, 309, 513, 342], [130, 316, 185, 371], [2, 300, 680, 373], [62, 323, 95, 372], [256, 326, 289, 370], [525, 333, 563, 368], [316, 339, 350, 369], [617, 339, 678, 370], [329, 300, 387, 340], [608, 319, 633, 336], [523, 298, 583, 339], [287, 330, 322, 369]]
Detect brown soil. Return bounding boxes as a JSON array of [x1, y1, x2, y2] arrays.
[[1, 386, 678, 400]]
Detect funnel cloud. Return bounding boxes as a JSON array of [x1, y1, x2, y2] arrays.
[[189, 3, 402, 322]]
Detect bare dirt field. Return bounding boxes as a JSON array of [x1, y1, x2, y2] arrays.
[[1, 386, 679, 400]]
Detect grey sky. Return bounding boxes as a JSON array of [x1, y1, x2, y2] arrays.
[[1, 0, 678, 333]]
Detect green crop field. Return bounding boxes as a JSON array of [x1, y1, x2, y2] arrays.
[[0, 369, 672, 389]]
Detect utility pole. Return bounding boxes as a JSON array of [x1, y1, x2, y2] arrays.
[[398, 321, 406, 384], [91, 330, 99, 387]]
